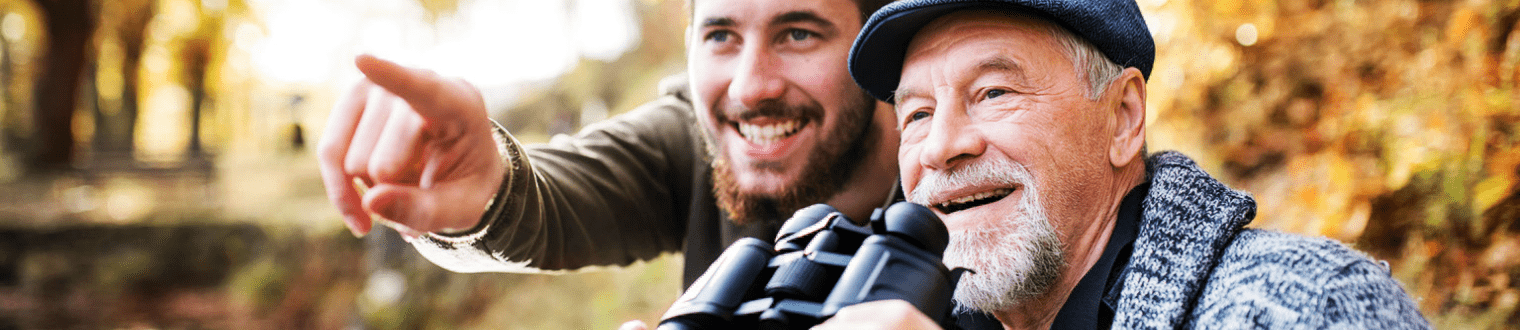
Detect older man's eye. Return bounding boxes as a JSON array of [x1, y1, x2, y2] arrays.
[[909, 111, 931, 122], [986, 88, 1009, 99]]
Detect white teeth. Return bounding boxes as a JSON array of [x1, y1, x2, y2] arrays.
[[940, 188, 1014, 209], [737, 120, 802, 146]]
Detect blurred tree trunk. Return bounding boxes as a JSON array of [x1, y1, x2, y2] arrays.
[[183, 37, 208, 158], [28, 0, 93, 172], [184, 0, 227, 161], [0, 26, 16, 153], [93, 0, 154, 164]]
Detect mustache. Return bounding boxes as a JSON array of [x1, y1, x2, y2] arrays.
[[714, 99, 823, 123], [908, 157, 1031, 206]]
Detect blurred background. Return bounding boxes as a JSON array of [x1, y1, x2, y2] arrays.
[[0, 0, 1513, 328]]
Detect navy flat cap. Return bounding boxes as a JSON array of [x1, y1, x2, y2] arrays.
[[848, 0, 1155, 103]]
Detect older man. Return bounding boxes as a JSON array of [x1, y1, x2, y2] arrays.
[[317, 0, 899, 287], [819, 0, 1431, 329]]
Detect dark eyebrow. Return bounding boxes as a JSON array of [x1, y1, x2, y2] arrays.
[[772, 11, 836, 29], [700, 17, 735, 28]]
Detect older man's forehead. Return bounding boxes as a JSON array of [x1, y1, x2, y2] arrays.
[[894, 54, 1029, 98], [904, 12, 1054, 58], [906, 13, 1053, 60], [894, 12, 1074, 104]]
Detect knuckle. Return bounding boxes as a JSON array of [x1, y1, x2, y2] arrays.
[[317, 140, 346, 162], [344, 154, 367, 174], [371, 165, 399, 183], [369, 156, 417, 184], [369, 159, 396, 182]]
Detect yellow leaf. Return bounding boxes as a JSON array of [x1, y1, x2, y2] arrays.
[[1473, 176, 1515, 214]]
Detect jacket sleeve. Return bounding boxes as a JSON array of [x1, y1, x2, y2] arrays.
[[1186, 230, 1431, 329], [1311, 259, 1431, 329], [409, 85, 703, 273]]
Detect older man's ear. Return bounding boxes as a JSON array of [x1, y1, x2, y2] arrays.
[[1107, 67, 1148, 169]]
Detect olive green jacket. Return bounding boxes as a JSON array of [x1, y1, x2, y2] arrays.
[[410, 76, 780, 287]]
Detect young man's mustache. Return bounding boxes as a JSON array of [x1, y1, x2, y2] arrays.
[[715, 100, 824, 123]]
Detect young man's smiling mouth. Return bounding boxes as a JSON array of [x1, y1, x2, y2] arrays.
[[736, 119, 805, 146], [727, 115, 815, 160]]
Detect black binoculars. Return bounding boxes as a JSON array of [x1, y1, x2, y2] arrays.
[[656, 202, 966, 330]]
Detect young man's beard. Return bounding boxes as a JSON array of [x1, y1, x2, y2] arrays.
[[709, 93, 876, 226]]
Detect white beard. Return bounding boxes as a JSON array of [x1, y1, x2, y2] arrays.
[[909, 158, 1066, 313]]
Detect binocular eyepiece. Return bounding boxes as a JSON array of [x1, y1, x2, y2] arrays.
[[656, 202, 965, 330]]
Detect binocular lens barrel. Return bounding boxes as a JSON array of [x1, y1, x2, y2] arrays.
[[657, 202, 960, 329], [658, 238, 775, 328]]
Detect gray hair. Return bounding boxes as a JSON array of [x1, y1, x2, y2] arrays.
[[1034, 15, 1150, 161], [1040, 21, 1126, 100]]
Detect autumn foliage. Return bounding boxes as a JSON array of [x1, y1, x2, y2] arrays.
[[1144, 0, 1520, 326]]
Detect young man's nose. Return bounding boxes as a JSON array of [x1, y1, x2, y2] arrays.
[[727, 45, 787, 110]]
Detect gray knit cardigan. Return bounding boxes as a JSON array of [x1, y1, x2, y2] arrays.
[[1111, 152, 1429, 328]]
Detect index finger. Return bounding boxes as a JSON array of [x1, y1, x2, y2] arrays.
[[351, 53, 480, 127]]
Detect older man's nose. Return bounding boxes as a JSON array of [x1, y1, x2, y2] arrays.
[[728, 46, 786, 109], [918, 104, 985, 170]]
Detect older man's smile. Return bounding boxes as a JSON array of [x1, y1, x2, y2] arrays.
[[933, 187, 1016, 214]]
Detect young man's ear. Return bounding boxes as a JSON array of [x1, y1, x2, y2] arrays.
[[1108, 67, 1146, 169]]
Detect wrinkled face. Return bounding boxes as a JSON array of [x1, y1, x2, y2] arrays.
[[897, 11, 1118, 310], [688, 0, 878, 224]]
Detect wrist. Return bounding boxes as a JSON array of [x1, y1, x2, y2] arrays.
[[431, 119, 513, 237]]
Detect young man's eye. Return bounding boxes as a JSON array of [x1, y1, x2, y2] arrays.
[[705, 31, 732, 43], [787, 29, 816, 42]]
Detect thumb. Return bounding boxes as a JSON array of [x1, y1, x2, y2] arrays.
[[353, 54, 484, 125], [362, 179, 491, 234], [362, 184, 431, 235]]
